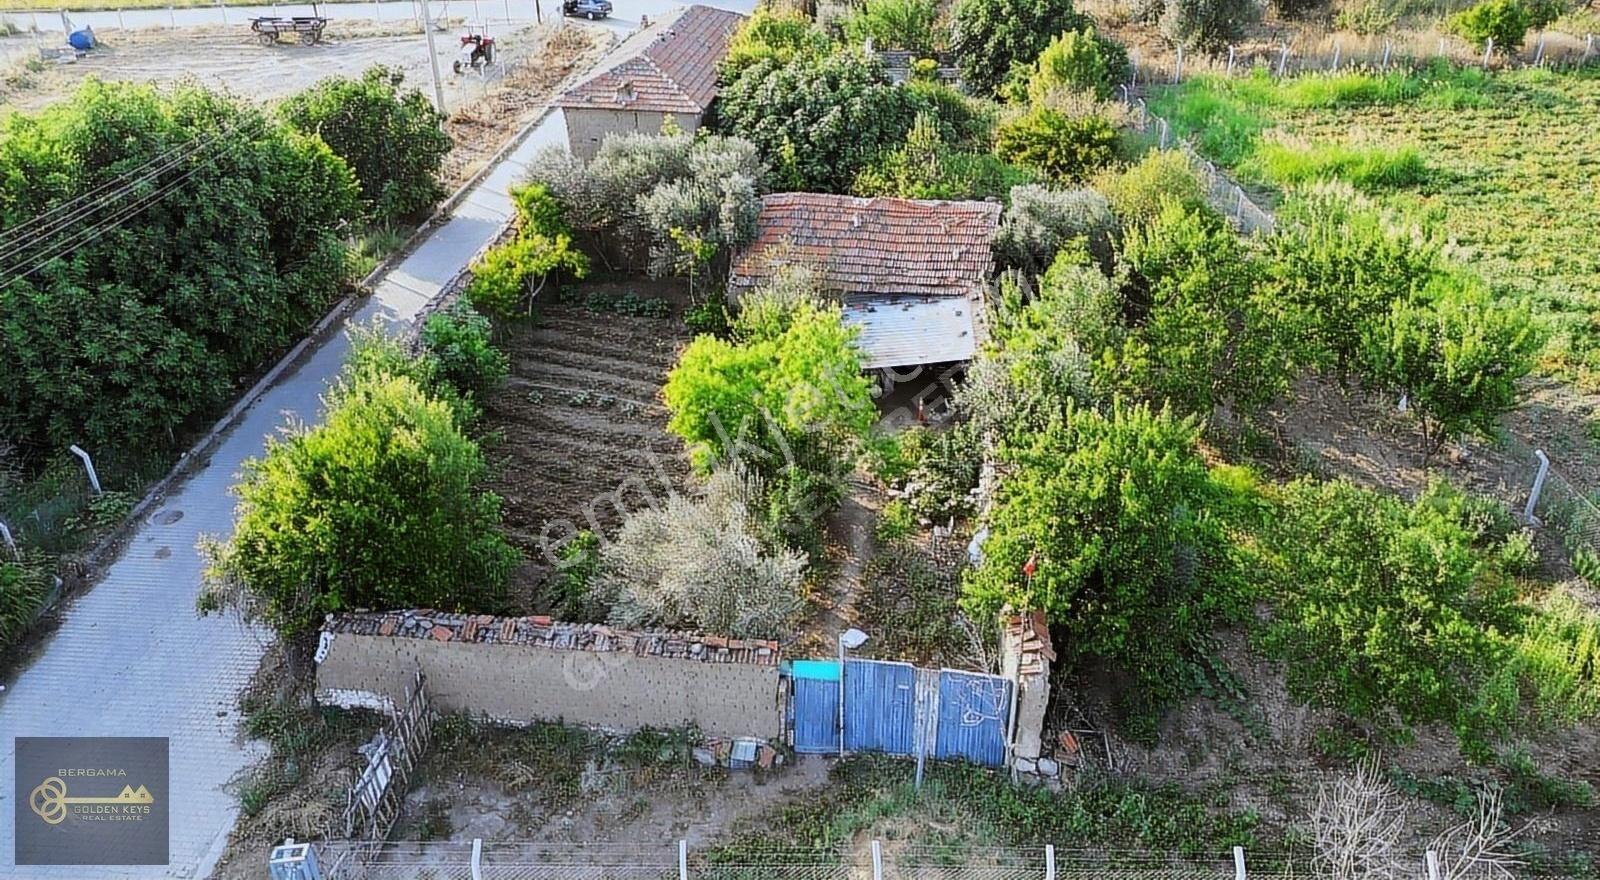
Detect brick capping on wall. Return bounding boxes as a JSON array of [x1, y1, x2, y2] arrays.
[[323, 611, 782, 667]]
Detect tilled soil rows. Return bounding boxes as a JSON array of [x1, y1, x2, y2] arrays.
[[482, 291, 692, 605]]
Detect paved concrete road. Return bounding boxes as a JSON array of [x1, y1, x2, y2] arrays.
[[0, 110, 571, 880]]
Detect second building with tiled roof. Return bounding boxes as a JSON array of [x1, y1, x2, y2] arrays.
[[556, 4, 746, 160]]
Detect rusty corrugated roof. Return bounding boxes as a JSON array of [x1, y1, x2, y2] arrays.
[[730, 193, 1001, 299], [556, 5, 745, 114]]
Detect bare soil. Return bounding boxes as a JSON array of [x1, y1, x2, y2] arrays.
[[480, 279, 694, 607]]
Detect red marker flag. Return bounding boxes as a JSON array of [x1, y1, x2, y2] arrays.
[[1022, 552, 1038, 578]]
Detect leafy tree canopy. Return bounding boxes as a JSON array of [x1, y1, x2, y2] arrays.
[[951, 0, 1093, 96]]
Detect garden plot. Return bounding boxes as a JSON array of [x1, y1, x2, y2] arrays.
[[481, 280, 694, 600]]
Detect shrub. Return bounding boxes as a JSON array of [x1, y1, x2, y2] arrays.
[[875, 499, 916, 543], [199, 372, 520, 671], [420, 303, 509, 401], [906, 80, 1000, 149], [853, 113, 1033, 201], [951, 0, 1094, 96], [1156, 0, 1261, 51], [1448, 0, 1532, 53], [1335, 0, 1399, 35], [717, 50, 921, 192], [280, 65, 450, 226], [994, 105, 1122, 183], [0, 560, 49, 649], [993, 184, 1117, 276], [1019, 27, 1117, 100], [597, 468, 806, 638], [721, 7, 833, 82], [550, 529, 603, 622], [1092, 149, 1209, 229], [842, 0, 942, 54], [890, 423, 982, 522]]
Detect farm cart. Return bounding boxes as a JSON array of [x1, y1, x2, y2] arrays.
[[251, 4, 328, 45]]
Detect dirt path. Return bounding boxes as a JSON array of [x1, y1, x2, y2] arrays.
[[795, 476, 881, 657]]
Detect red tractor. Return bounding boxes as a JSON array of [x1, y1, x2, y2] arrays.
[[453, 31, 495, 74]]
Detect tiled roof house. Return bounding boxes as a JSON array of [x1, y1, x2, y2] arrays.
[[556, 4, 746, 160], [730, 193, 1002, 370]]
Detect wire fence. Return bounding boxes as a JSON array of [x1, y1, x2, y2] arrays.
[[1128, 28, 1598, 87], [306, 841, 1332, 880]]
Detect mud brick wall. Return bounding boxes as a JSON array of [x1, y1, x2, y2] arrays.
[[315, 611, 784, 740]]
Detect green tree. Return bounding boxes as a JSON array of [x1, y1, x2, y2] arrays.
[[0, 79, 358, 459], [843, 0, 942, 54], [951, 0, 1094, 96], [200, 372, 520, 674], [963, 400, 1238, 717], [1093, 148, 1210, 230], [1448, 0, 1533, 53], [1155, 0, 1260, 51], [464, 184, 588, 318], [664, 299, 874, 477], [1258, 478, 1520, 740], [1017, 27, 1114, 100], [993, 183, 1117, 277], [280, 66, 450, 226], [1266, 184, 1442, 379], [720, 7, 834, 83], [1117, 200, 1297, 416], [994, 104, 1121, 183], [1361, 274, 1540, 461], [717, 49, 921, 192]]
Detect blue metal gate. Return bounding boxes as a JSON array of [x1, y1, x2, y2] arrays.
[[933, 669, 1013, 767], [788, 659, 1014, 768], [843, 659, 916, 755], [791, 660, 840, 754]]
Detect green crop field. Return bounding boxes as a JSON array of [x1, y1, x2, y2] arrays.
[[1148, 64, 1600, 386]]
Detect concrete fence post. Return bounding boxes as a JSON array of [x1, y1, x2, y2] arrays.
[[471, 839, 484, 880], [1159, 117, 1169, 149], [1438, 36, 1447, 57], [1174, 44, 1183, 82], [1276, 44, 1289, 76], [376, 1, 384, 22], [218, 0, 227, 25], [1534, 32, 1545, 65], [1426, 851, 1442, 880], [678, 840, 688, 880], [68, 445, 102, 495], [1483, 38, 1494, 68], [1234, 846, 1247, 880], [1383, 40, 1393, 69], [1524, 450, 1550, 524], [1331, 40, 1341, 71], [871, 841, 883, 880], [168, 5, 175, 27], [0, 520, 18, 562], [116, 9, 124, 29], [1226, 45, 1236, 75], [1584, 34, 1594, 63], [1045, 845, 1056, 880]]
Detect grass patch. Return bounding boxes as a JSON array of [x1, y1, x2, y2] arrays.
[[854, 542, 969, 668], [708, 755, 1263, 862], [1149, 63, 1600, 384], [349, 225, 409, 280], [1242, 141, 1432, 191]]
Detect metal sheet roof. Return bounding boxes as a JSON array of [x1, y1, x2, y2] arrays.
[[843, 295, 978, 370]]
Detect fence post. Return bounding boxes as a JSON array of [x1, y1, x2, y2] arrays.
[[1383, 40, 1393, 70], [0, 520, 18, 562], [116, 8, 124, 29], [1045, 845, 1056, 880], [1438, 36, 1447, 57], [1585, 34, 1594, 64], [1331, 40, 1341, 71], [1234, 846, 1247, 880], [1234, 185, 1245, 221], [1130, 51, 1138, 88], [1159, 117, 1169, 149], [1276, 44, 1289, 76], [871, 841, 883, 880], [1534, 32, 1545, 65], [1426, 851, 1442, 880], [168, 5, 175, 27], [1226, 45, 1235, 75], [1483, 38, 1493, 68], [678, 840, 688, 880], [68, 445, 102, 495], [376, 0, 384, 22], [1524, 450, 1550, 524], [471, 839, 484, 880], [1174, 44, 1183, 82], [218, 0, 226, 25]]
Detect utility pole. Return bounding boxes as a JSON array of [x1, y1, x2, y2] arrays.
[[420, 0, 446, 114]]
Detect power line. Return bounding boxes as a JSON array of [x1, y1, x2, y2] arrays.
[[0, 124, 255, 286], [0, 118, 254, 276]]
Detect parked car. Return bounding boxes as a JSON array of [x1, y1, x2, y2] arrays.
[[563, 0, 612, 19]]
